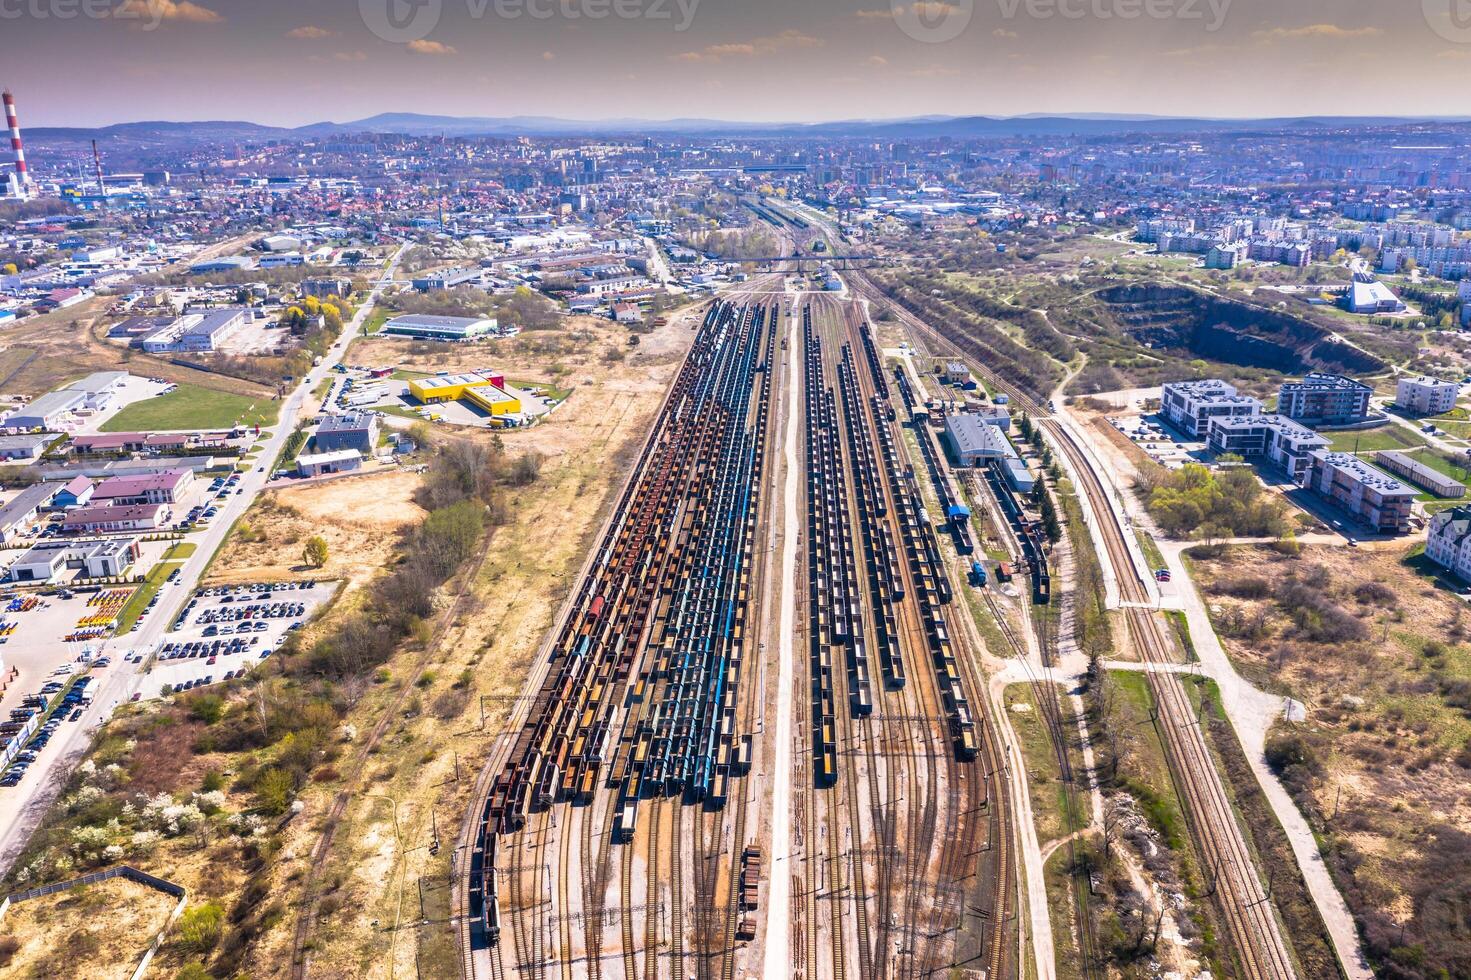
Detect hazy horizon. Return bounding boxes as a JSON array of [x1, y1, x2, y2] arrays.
[[6, 0, 1471, 128]]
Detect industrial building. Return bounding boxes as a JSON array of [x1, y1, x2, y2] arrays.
[[312, 412, 379, 455], [382, 314, 498, 342], [1276, 373, 1372, 427], [408, 372, 522, 417], [1426, 505, 1471, 582], [138, 308, 250, 353], [7, 537, 140, 583], [0, 483, 58, 544], [0, 433, 50, 461], [1206, 414, 1329, 482], [1160, 379, 1262, 437], [51, 475, 94, 509], [296, 449, 363, 478], [1374, 450, 1467, 498], [1345, 277, 1406, 314], [301, 278, 352, 299], [944, 413, 1034, 492], [1304, 450, 1416, 533], [1396, 376, 1460, 416], [412, 267, 482, 292], [2, 390, 86, 431]]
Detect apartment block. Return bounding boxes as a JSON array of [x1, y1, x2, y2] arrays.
[[1304, 451, 1416, 534], [1160, 379, 1262, 437], [1276, 373, 1372, 427], [1206, 414, 1329, 482], [1396, 376, 1460, 416]]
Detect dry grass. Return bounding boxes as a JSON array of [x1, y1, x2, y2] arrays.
[[1190, 542, 1471, 977], [0, 875, 178, 979], [205, 470, 427, 590]]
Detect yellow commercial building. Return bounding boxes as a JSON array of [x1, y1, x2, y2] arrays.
[[408, 373, 522, 417]]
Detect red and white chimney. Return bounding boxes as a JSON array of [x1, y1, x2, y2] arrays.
[[4, 89, 31, 193]]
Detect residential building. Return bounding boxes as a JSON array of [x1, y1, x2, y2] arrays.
[[1374, 451, 1467, 498], [61, 502, 167, 533], [381, 314, 497, 342], [91, 468, 193, 505], [301, 278, 352, 299], [1276, 373, 1373, 427], [1160, 379, 1262, 437], [1396, 376, 1460, 416], [1426, 506, 1471, 581], [611, 302, 643, 324], [1303, 451, 1416, 533], [1206, 414, 1329, 482], [942, 361, 973, 386], [1205, 243, 1244, 269], [312, 412, 378, 455]]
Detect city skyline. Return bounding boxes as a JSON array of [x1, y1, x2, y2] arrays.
[[5, 0, 1471, 127]]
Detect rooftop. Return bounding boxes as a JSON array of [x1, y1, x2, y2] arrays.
[[1311, 451, 1417, 496]]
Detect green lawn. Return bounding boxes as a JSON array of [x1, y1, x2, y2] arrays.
[[364, 309, 391, 336], [113, 543, 196, 634], [100, 384, 280, 433], [1326, 426, 1426, 454]]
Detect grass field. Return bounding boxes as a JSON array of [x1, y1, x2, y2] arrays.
[[114, 542, 197, 633], [1325, 425, 1426, 454], [100, 383, 280, 433]]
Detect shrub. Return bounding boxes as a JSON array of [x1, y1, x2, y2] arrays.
[[176, 902, 225, 954], [1264, 731, 1318, 776]]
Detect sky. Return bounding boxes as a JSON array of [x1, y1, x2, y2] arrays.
[[5, 0, 1471, 127]]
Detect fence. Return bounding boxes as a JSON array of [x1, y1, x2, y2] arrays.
[[0, 865, 188, 980]]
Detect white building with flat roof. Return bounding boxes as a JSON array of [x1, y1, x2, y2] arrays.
[[1206, 414, 1329, 482], [1396, 376, 1459, 416], [1160, 379, 1263, 437]]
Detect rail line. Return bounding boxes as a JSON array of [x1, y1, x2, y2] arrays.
[[854, 272, 1297, 980], [460, 298, 778, 979]]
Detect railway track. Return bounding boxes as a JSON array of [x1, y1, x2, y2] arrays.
[[457, 297, 779, 980], [796, 292, 1015, 980], [852, 271, 1298, 980]]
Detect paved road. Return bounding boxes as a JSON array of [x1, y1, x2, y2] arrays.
[[0, 244, 408, 877]]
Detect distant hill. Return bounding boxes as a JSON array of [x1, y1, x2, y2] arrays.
[[27, 112, 1471, 144]]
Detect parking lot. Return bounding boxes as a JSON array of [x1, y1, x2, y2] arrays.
[[144, 580, 336, 695], [1107, 413, 1204, 468]]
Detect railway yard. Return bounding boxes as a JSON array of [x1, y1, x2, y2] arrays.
[[443, 204, 1329, 980]]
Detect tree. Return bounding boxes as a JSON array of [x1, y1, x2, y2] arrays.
[[256, 767, 296, 816], [1039, 488, 1062, 543], [303, 535, 329, 569]]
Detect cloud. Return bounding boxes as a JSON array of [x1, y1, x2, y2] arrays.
[[1438, 49, 1471, 59], [673, 29, 824, 63], [866, 55, 890, 67], [542, 51, 556, 61], [334, 50, 368, 62], [1253, 24, 1382, 42], [857, 2, 962, 21], [993, 27, 1018, 39], [287, 25, 335, 39], [114, 0, 222, 25], [909, 66, 963, 77], [407, 39, 458, 56]]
